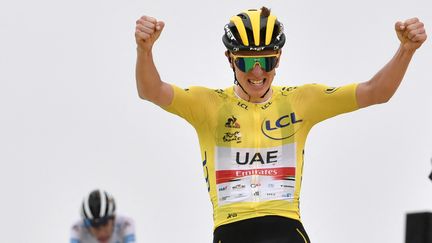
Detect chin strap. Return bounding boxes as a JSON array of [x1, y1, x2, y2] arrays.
[[260, 87, 271, 98], [232, 67, 251, 102], [233, 68, 271, 101]]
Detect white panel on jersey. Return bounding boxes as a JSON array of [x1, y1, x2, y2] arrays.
[[215, 143, 296, 205]]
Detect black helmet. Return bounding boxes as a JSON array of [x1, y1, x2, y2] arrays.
[[222, 7, 285, 52], [81, 189, 116, 227]]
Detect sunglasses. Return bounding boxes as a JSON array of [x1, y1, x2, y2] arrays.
[[230, 53, 280, 73], [84, 216, 114, 228]]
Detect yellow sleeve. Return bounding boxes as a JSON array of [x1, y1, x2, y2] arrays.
[[299, 83, 359, 124], [161, 85, 213, 126]]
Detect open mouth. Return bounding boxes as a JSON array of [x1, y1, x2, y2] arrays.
[[248, 78, 266, 86]]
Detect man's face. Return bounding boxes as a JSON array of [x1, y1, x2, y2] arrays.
[[227, 50, 281, 103], [89, 219, 114, 243]]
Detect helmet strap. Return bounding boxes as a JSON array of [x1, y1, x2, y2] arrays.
[[232, 67, 251, 102], [260, 87, 271, 98], [233, 67, 271, 102]]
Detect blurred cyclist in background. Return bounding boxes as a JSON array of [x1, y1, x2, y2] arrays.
[[70, 189, 136, 243]]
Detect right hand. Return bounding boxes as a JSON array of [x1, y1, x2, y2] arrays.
[[135, 16, 165, 53], [395, 17, 427, 52]]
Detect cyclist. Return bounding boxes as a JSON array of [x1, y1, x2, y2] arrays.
[[134, 6, 426, 243], [70, 189, 136, 243]]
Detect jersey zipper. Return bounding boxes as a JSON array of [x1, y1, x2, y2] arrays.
[[252, 104, 261, 203]]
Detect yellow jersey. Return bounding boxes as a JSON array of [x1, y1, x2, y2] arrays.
[[162, 83, 358, 229]]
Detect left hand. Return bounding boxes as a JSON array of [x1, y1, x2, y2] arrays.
[[395, 18, 427, 52]]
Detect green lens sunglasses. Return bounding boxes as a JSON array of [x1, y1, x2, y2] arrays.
[[231, 53, 280, 73]]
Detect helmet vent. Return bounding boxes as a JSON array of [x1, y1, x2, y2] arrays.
[[237, 13, 247, 20]]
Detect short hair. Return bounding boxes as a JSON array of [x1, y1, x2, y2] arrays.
[[260, 6, 271, 17]]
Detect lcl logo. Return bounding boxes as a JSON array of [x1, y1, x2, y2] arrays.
[[261, 113, 303, 140]]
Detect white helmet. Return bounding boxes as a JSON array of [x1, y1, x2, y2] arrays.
[[81, 189, 116, 227]]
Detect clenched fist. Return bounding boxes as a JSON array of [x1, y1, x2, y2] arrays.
[[395, 18, 427, 51], [135, 16, 165, 53]]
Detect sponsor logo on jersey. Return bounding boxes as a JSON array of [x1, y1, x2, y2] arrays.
[[280, 86, 297, 96], [250, 183, 261, 188], [202, 152, 210, 192], [261, 101, 272, 110], [261, 113, 303, 140], [234, 168, 279, 177], [225, 116, 240, 128], [235, 150, 278, 165], [227, 213, 238, 219], [232, 184, 246, 190], [214, 89, 227, 98], [280, 184, 294, 188], [237, 101, 248, 110], [325, 87, 339, 94], [223, 131, 242, 143], [219, 185, 228, 191]]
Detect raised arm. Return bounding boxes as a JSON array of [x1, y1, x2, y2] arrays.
[[135, 16, 173, 106], [356, 17, 427, 108]]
